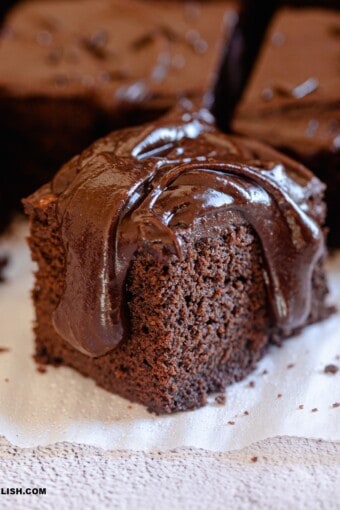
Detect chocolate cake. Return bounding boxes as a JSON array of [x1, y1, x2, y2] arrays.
[[0, 0, 237, 231], [232, 7, 340, 245], [24, 105, 330, 413]]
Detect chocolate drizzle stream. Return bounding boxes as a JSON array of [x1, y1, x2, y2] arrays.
[[51, 108, 324, 357]]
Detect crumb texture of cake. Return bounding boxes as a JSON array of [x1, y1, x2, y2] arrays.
[[24, 107, 330, 414], [233, 7, 340, 245], [0, 0, 237, 227]]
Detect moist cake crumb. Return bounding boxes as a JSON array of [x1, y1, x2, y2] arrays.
[[0, 256, 7, 283], [215, 394, 226, 405], [324, 364, 338, 374]]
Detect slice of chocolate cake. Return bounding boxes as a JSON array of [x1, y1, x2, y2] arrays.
[[0, 0, 237, 230], [24, 105, 330, 413], [232, 7, 340, 245]]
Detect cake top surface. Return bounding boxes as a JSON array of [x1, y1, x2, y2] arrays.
[[0, 0, 236, 109], [233, 7, 340, 155], [35, 104, 325, 357]]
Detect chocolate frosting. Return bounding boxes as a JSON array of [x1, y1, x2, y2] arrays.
[[51, 106, 324, 357]]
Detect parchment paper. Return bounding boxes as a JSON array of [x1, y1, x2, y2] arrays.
[[0, 221, 339, 451]]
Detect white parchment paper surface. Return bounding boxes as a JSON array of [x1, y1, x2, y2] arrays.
[[0, 222, 339, 451]]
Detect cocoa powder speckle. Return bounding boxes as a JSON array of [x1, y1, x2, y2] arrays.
[[311, 408, 318, 413], [250, 456, 258, 463]]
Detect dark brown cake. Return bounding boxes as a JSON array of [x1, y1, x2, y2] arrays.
[[232, 7, 340, 245], [24, 105, 330, 413], [0, 0, 237, 230]]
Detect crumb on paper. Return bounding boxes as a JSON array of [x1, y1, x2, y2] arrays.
[[215, 394, 226, 405], [37, 365, 47, 374], [324, 364, 338, 375], [332, 402, 340, 409], [298, 404, 304, 410], [227, 421, 235, 426], [250, 456, 258, 463], [0, 256, 8, 283], [261, 369, 268, 376], [244, 410, 249, 416], [277, 393, 282, 399], [247, 381, 255, 388], [4, 378, 9, 383], [0, 347, 10, 354], [287, 363, 295, 369], [311, 408, 318, 413], [127, 405, 133, 409]]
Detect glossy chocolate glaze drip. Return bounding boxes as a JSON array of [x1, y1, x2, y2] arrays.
[[51, 108, 324, 357]]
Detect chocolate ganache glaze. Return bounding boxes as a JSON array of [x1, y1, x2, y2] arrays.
[[51, 106, 324, 357]]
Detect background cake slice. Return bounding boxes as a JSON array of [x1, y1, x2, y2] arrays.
[[0, 0, 237, 231], [232, 7, 340, 245], [24, 107, 330, 413]]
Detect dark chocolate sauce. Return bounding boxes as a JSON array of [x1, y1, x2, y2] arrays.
[[51, 107, 324, 357]]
